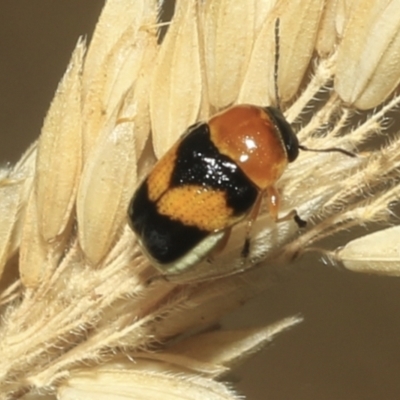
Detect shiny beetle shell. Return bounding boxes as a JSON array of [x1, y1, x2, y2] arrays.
[[128, 104, 299, 274]]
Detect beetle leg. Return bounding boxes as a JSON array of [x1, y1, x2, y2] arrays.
[[241, 193, 263, 258], [265, 185, 280, 221], [266, 186, 306, 228]]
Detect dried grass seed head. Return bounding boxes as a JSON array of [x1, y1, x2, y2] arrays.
[[1, 0, 400, 398]]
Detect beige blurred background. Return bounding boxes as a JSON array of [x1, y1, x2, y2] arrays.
[[1, 2, 400, 399]]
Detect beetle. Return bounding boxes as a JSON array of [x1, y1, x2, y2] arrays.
[[128, 19, 355, 276], [129, 104, 307, 275]]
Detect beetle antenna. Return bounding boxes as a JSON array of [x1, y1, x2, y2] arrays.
[[298, 144, 356, 158], [274, 18, 281, 110]]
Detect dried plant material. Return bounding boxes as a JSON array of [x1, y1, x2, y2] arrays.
[[2, 0, 400, 398], [203, 0, 255, 109], [150, 0, 202, 158], [19, 192, 47, 288], [335, 0, 400, 109], [316, 0, 339, 56], [172, 317, 302, 371], [335, 226, 400, 276], [254, 0, 276, 32], [335, 0, 358, 37], [20, 394, 54, 400], [149, 265, 291, 341], [0, 180, 16, 260], [237, 15, 275, 106], [82, 0, 158, 157], [0, 145, 36, 282], [239, 0, 324, 105], [35, 40, 84, 243], [83, 0, 150, 85], [59, 363, 241, 400], [77, 112, 137, 266], [272, 0, 325, 103], [149, 316, 302, 377], [0, 180, 23, 279], [120, 45, 157, 160]]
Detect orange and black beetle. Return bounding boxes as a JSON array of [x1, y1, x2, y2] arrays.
[[128, 104, 303, 274]]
